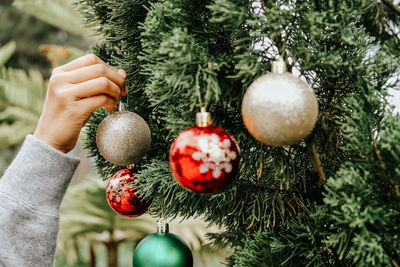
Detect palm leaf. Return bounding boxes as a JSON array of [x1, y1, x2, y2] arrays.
[[12, 0, 94, 38], [0, 121, 36, 149], [0, 67, 46, 147], [0, 41, 17, 66], [0, 106, 40, 123], [0, 67, 46, 114]]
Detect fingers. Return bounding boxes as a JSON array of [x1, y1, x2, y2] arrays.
[[70, 77, 122, 101], [61, 63, 126, 90], [78, 94, 117, 113], [52, 54, 115, 73], [49, 53, 128, 100]]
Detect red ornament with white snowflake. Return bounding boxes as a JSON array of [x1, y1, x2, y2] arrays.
[[169, 110, 240, 194], [106, 168, 150, 217]]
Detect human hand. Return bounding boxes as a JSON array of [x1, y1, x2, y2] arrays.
[[34, 54, 127, 153]]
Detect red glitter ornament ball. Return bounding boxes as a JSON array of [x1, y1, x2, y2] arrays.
[[169, 124, 240, 194], [106, 169, 150, 217]]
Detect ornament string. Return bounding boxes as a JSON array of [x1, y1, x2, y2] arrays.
[[115, 87, 129, 112], [157, 194, 168, 234], [161, 194, 165, 221], [279, 43, 287, 59], [195, 69, 204, 110], [195, 66, 212, 112], [126, 85, 130, 109]]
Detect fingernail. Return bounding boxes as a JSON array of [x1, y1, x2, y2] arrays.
[[118, 69, 127, 78], [121, 83, 128, 96]]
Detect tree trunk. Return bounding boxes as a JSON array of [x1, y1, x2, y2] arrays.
[[90, 243, 96, 267], [106, 240, 118, 267]]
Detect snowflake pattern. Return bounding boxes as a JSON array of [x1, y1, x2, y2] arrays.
[[192, 134, 237, 179], [107, 174, 131, 203]]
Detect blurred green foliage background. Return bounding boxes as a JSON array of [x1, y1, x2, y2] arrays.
[[0, 0, 89, 77]]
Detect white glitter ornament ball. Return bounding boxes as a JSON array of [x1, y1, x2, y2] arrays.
[[96, 104, 151, 166], [242, 58, 318, 146]]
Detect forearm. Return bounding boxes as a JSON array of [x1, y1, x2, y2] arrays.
[[0, 135, 79, 266]]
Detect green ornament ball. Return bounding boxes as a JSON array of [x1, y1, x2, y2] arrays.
[[133, 232, 193, 267]]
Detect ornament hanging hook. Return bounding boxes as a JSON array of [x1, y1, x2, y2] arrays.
[[158, 196, 169, 234], [279, 42, 287, 59], [116, 84, 129, 112]]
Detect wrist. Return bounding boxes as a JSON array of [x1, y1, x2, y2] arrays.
[[33, 130, 71, 154]]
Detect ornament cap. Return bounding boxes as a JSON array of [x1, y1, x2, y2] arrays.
[[196, 107, 212, 127], [157, 219, 169, 234], [271, 57, 287, 74], [116, 102, 127, 112]]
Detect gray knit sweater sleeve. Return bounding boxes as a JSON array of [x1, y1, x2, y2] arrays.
[[0, 135, 80, 267]]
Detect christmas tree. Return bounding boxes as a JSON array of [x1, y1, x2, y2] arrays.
[[78, 0, 400, 265]]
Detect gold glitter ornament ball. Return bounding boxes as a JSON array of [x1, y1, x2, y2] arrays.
[[96, 108, 151, 166], [242, 58, 318, 147]]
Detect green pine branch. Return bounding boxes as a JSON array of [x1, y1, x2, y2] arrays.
[[77, 0, 400, 265]]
